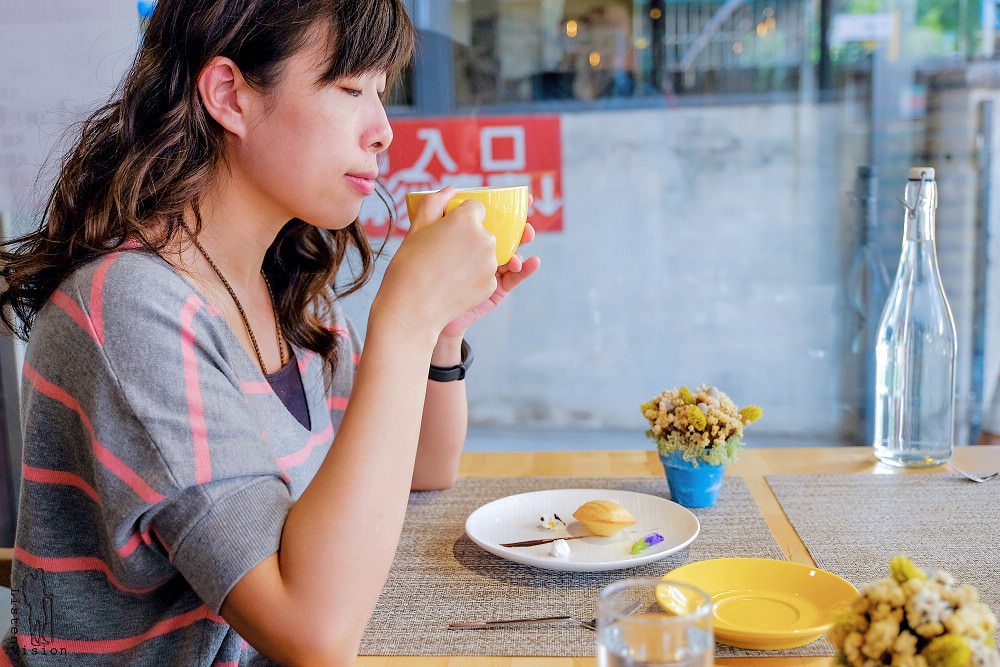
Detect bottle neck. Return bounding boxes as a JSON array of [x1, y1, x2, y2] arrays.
[[902, 178, 938, 242]]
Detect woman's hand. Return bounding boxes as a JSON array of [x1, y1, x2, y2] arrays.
[[440, 222, 541, 339], [372, 187, 499, 340], [411, 223, 539, 491]]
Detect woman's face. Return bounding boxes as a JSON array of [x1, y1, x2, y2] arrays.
[[231, 41, 394, 231]]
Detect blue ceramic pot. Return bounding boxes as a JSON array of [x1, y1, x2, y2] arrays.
[[659, 450, 726, 507]]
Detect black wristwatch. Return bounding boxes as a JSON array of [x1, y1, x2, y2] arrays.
[[428, 339, 473, 382]]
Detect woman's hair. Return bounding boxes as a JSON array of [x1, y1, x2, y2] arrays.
[[0, 0, 414, 374]]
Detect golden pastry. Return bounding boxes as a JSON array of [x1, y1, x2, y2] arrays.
[[572, 500, 637, 536]]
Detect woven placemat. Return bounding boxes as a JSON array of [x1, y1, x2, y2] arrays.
[[767, 473, 1000, 640], [360, 475, 834, 658]]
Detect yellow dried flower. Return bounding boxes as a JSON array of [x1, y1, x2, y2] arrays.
[[687, 405, 707, 431], [829, 609, 856, 646], [641, 385, 756, 465], [829, 557, 1000, 667], [864, 618, 901, 656], [739, 405, 763, 423], [891, 555, 927, 584], [923, 634, 971, 667], [893, 630, 919, 657]]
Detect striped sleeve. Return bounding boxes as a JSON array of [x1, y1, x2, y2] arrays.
[[9, 252, 301, 664]]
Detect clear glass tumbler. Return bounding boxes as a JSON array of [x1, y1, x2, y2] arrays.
[[597, 577, 713, 667]]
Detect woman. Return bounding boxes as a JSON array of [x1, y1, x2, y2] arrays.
[[0, 0, 539, 664]]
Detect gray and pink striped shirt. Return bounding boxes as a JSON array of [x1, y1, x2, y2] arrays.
[[3, 249, 360, 665]]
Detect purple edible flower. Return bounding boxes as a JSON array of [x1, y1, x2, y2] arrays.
[[630, 532, 665, 555]]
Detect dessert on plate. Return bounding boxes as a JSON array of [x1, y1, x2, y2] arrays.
[[572, 500, 636, 536]]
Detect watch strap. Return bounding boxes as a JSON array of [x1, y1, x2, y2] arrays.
[[429, 339, 473, 382]]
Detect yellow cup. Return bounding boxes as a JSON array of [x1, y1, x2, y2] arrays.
[[405, 185, 529, 265]]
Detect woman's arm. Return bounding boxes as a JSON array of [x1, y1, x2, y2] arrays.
[[410, 332, 468, 490], [410, 227, 541, 491], [219, 190, 498, 667]]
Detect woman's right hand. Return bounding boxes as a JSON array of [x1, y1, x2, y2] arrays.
[[372, 187, 499, 337]]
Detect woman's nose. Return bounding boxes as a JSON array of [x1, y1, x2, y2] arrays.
[[366, 103, 393, 153]]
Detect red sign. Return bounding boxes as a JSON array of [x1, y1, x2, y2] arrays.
[[361, 115, 563, 237]]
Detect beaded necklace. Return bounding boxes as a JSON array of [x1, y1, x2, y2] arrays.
[[181, 219, 287, 375]]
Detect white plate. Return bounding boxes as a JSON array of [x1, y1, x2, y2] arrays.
[[464, 488, 700, 572]]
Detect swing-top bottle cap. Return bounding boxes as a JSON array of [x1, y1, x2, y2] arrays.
[[908, 167, 934, 180]]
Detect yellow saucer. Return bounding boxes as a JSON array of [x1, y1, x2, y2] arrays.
[[662, 558, 857, 650]]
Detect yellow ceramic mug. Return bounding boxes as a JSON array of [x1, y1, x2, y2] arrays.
[[405, 185, 529, 265]]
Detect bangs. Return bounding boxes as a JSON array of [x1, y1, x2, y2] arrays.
[[317, 0, 414, 84]]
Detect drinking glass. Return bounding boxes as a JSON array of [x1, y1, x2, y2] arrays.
[[597, 577, 713, 667]]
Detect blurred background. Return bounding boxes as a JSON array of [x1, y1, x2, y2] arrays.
[[2, 0, 1000, 546], [350, 0, 1000, 456]]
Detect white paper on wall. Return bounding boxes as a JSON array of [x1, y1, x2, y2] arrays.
[[0, 0, 137, 221]]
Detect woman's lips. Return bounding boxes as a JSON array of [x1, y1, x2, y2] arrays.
[[345, 174, 376, 196]]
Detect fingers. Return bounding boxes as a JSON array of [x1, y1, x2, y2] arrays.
[[408, 187, 456, 231], [390, 190, 499, 328], [519, 222, 536, 246], [501, 254, 523, 272], [449, 199, 488, 226], [496, 222, 540, 270], [498, 255, 541, 292]]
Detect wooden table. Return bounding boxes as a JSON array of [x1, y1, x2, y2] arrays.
[[356, 445, 1000, 667]]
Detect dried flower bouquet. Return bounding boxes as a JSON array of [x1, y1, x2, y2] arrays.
[[830, 555, 1000, 667], [641, 384, 762, 466]]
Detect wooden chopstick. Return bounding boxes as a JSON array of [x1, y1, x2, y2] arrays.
[[499, 535, 593, 548]]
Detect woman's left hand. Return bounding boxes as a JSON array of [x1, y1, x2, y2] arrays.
[[440, 222, 541, 338]]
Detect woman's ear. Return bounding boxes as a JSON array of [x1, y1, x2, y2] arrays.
[[197, 56, 251, 137]]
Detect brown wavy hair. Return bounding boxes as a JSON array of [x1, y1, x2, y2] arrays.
[[0, 0, 414, 374]]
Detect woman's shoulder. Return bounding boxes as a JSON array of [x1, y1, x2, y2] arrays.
[[48, 249, 213, 335], [63, 248, 193, 304], [32, 248, 234, 368]]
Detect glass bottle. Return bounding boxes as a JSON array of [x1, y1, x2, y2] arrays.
[[872, 167, 956, 467]]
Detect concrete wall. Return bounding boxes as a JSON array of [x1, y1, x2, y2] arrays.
[[342, 102, 863, 443]]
